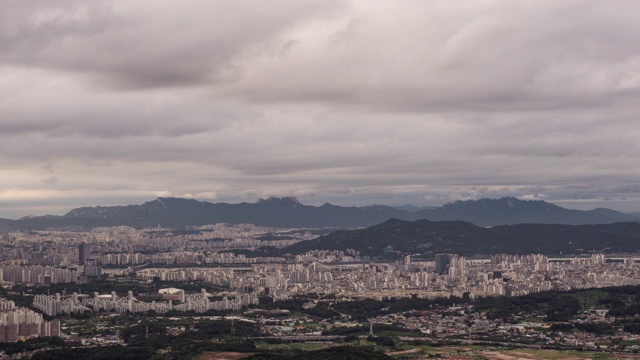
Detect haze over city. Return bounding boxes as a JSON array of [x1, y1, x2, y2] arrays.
[[2, 0, 640, 218]]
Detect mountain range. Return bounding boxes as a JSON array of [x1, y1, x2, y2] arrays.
[[0, 196, 638, 233]]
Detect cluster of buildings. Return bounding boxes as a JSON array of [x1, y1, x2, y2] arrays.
[[137, 267, 238, 285], [147, 251, 283, 265], [0, 224, 311, 266], [0, 300, 60, 342], [174, 289, 259, 313], [131, 252, 640, 304], [32, 287, 259, 317], [0, 264, 80, 285], [0, 225, 313, 275]]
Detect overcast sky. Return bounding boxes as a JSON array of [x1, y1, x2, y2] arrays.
[[1, 0, 640, 218]]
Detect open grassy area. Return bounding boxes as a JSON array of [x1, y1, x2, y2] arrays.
[[251, 341, 628, 360], [479, 349, 612, 360], [391, 343, 624, 360], [299, 322, 323, 329], [254, 341, 328, 352], [360, 341, 484, 357]]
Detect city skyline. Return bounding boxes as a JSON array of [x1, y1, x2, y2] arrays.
[[2, 1, 640, 218]]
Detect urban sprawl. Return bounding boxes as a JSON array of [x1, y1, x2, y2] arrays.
[[2, 225, 640, 356]]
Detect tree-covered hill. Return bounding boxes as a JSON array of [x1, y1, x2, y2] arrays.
[[282, 219, 640, 256]]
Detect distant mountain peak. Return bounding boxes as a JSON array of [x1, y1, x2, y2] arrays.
[[447, 197, 546, 206], [442, 196, 557, 210], [256, 196, 300, 205], [151, 197, 194, 203], [150, 197, 167, 206], [414, 196, 638, 226]]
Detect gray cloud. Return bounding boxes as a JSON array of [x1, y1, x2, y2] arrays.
[[1, 0, 640, 218], [0, 1, 346, 89]]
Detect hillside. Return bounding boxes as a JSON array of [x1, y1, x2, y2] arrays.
[[60, 197, 413, 229], [282, 219, 640, 256], [414, 197, 639, 226]]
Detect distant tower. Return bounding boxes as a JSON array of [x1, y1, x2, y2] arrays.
[[369, 321, 374, 337], [231, 318, 235, 334], [79, 243, 87, 265], [435, 253, 452, 275], [145, 323, 149, 339]]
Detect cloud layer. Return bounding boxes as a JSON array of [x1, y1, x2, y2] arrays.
[[1, 0, 640, 218]]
